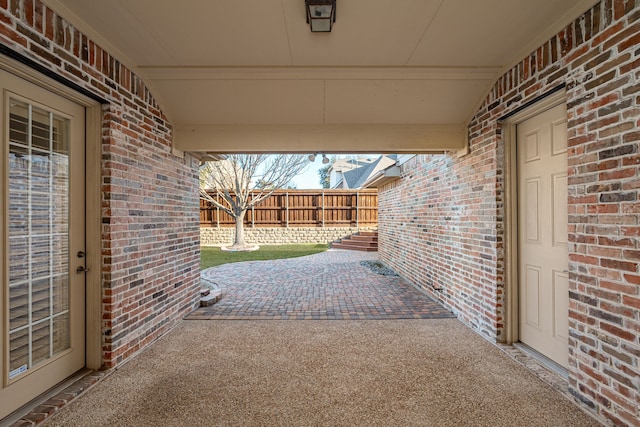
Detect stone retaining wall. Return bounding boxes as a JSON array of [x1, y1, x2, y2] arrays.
[[201, 226, 377, 246]]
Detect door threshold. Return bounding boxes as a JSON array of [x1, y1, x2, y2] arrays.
[[501, 342, 604, 425], [513, 342, 568, 379], [0, 369, 106, 427], [496, 341, 570, 397]]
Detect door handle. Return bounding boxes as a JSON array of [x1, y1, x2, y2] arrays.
[[76, 266, 89, 274]]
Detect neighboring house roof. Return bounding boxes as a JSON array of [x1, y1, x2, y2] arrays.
[[342, 165, 368, 188], [337, 155, 398, 189], [330, 157, 375, 171], [361, 165, 402, 188], [329, 157, 377, 188]]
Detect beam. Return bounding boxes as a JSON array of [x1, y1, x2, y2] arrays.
[[175, 124, 466, 154]]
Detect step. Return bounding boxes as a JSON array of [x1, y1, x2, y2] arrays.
[[358, 231, 378, 237], [351, 235, 378, 242], [331, 230, 379, 251], [200, 291, 222, 307], [334, 239, 378, 248], [332, 242, 378, 252], [340, 238, 377, 247]]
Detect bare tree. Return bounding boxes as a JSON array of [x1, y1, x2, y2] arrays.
[[200, 154, 309, 250]]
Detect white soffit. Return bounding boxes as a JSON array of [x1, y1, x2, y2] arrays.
[[42, 0, 599, 153]]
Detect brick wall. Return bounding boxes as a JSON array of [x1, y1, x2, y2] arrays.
[[379, 154, 499, 334], [379, 1, 639, 425], [0, 1, 201, 368], [201, 226, 377, 246]]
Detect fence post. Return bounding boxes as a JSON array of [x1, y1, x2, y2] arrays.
[[251, 204, 255, 228], [285, 191, 289, 228], [321, 191, 325, 228], [215, 193, 220, 228], [357, 191, 360, 228]]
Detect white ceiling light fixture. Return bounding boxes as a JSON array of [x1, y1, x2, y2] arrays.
[[305, 0, 336, 32]]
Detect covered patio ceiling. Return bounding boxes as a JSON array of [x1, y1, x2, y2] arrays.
[[44, 0, 596, 154]]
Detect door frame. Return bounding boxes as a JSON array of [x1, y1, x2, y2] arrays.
[[1, 55, 102, 371], [502, 89, 567, 346]]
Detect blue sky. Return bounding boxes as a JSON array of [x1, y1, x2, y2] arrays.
[[292, 162, 323, 189]]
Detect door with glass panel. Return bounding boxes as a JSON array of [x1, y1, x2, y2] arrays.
[[1, 70, 85, 420]]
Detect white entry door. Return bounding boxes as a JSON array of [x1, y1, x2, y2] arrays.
[[517, 103, 569, 368], [1, 70, 86, 420]]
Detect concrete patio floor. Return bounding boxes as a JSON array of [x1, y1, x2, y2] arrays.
[[32, 250, 601, 426]]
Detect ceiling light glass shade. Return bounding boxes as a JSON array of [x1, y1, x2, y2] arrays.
[[322, 154, 330, 164], [310, 5, 332, 18], [306, 0, 336, 32], [310, 17, 332, 32], [308, 154, 316, 162]]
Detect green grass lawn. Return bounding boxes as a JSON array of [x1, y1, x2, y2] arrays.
[[200, 244, 328, 269]]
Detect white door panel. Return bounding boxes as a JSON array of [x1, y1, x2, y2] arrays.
[[518, 103, 569, 368]]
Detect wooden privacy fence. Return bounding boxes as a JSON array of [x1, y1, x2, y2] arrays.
[[200, 189, 378, 228]]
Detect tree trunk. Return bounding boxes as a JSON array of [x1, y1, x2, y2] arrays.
[[222, 209, 257, 251], [233, 210, 247, 247]]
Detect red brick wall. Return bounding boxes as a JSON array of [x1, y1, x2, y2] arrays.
[[379, 1, 639, 424], [380, 153, 501, 337], [0, 1, 201, 368]]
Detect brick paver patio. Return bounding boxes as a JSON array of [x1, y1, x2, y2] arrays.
[[188, 249, 455, 320]]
